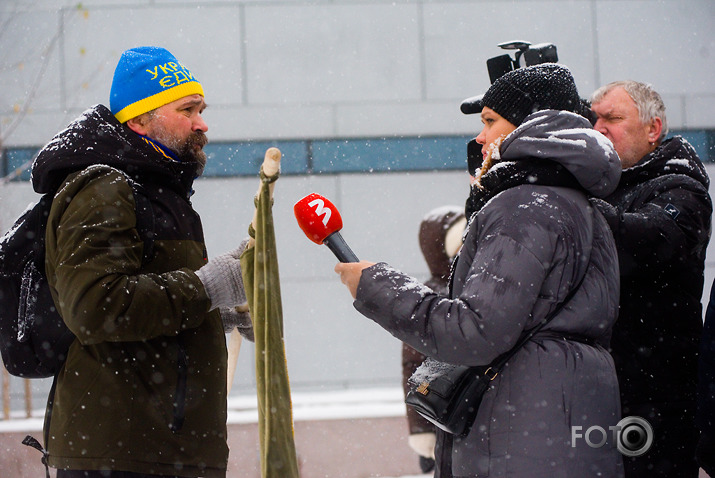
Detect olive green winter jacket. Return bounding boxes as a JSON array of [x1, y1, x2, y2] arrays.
[[32, 105, 229, 477]]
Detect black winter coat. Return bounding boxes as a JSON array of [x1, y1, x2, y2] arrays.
[[599, 136, 712, 412], [698, 280, 715, 473]]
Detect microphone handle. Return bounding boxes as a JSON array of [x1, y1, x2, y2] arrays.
[[323, 231, 359, 263]]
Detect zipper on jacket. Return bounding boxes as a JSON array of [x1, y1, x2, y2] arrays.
[[170, 338, 187, 432]]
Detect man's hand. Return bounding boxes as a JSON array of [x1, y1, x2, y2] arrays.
[[334, 261, 375, 299]]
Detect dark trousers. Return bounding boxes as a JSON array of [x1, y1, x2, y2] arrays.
[[434, 429, 453, 478]]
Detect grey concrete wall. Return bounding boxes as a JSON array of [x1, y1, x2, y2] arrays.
[[1, 0, 714, 414], [0, 167, 470, 404], [1, 0, 714, 149], [3, 164, 715, 411]]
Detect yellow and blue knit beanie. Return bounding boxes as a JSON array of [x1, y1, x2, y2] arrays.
[[110, 46, 204, 123]]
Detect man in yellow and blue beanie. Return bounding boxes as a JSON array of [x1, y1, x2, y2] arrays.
[[110, 46, 204, 123], [27, 45, 253, 478], [106, 46, 211, 174]]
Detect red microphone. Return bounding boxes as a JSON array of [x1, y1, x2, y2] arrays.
[[294, 193, 359, 263]]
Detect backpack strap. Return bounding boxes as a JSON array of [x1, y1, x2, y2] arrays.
[[22, 372, 57, 478], [31, 192, 56, 271], [22, 435, 50, 478], [20, 166, 155, 471]]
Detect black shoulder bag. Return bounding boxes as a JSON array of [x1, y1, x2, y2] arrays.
[[405, 265, 588, 437], [406, 188, 596, 437]]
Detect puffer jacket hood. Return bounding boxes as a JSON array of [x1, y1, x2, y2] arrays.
[[31, 104, 200, 197], [418, 206, 464, 283], [499, 109, 621, 198]]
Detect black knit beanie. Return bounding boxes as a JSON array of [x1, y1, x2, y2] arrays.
[[460, 63, 582, 126]]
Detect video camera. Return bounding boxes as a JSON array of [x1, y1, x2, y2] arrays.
[[465, 41, 561, 177], [486, 41, 558, 84]]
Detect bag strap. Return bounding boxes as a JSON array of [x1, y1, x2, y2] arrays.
[[483, 266, 588, 379], [481, 194, 595, 382]]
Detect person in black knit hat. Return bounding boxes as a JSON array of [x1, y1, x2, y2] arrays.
[[335, 63, 624, 477], [460, 62, 583, 125]]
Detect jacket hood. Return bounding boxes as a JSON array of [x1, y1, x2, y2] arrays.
[[622, 135, 709, 189], [31, 104, 200, 196], [419, 205, 464, 283], [499, 110, 621, 198]]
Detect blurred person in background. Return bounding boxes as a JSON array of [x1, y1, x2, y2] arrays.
[[401, 206, 465, 473]]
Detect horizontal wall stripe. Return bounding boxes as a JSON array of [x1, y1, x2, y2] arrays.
[[3, 130, 714, 182]]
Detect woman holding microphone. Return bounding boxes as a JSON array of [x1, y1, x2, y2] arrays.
[[335, 63, 624, 477]]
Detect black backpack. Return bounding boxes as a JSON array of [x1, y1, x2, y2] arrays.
[[0, 169, 154, 378]]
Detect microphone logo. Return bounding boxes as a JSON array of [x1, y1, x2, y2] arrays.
[[294, 193, 359, 263], [308, 198, 332, 226]]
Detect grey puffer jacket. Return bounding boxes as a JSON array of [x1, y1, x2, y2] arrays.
[[355, 111, 624, 477]]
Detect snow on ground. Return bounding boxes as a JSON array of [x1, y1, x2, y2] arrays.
[[0, 386, 408, 433], [225, 386, 408, 424]]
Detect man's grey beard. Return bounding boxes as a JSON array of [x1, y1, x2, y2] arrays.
[[147, 119, 208, 176], [176, 131, 208, 176]]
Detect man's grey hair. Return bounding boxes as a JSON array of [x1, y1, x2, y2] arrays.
[[591, 80, 669, 143]]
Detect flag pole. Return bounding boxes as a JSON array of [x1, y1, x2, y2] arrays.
[[248, 147, 281, 248], [227, 147, 281, 394]]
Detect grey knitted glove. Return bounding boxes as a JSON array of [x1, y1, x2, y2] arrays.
[[220, 306, 254, 341], [195, 238, 249, 311]]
